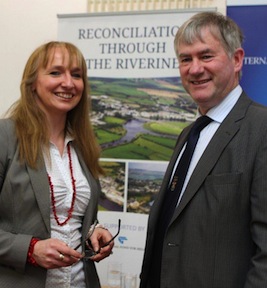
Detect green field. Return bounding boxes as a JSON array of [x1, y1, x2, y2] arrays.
[[101, 132, 177, 161], [91, 77, 195, 161], [144, 121, 188, 136]]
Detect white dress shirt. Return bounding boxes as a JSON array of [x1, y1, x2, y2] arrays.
[[174, 85, 242, 205], [43, 137, 91, 288]]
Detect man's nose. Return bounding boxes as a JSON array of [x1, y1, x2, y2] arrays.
[[188, 59, 204, 75]]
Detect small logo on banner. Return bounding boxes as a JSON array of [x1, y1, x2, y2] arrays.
[[118, 236, 127, 244]]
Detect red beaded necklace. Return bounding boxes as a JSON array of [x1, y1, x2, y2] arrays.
[[48, 143, 76, 226]]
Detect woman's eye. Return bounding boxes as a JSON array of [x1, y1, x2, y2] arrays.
[[72, 73, 82, 78], [49, 71, 61, 76]]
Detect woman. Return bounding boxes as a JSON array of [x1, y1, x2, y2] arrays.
[[0, 41, 113, 288]]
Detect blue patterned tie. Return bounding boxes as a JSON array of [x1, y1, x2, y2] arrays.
[[163, 115, 213, 225]]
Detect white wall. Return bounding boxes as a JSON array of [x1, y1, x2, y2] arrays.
[[0, 0, 266, 116], [0, 0, 87, 116]]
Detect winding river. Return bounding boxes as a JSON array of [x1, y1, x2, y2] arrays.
[[101, 118, 174, 149]]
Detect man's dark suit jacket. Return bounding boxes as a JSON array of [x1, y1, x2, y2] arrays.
[[140, 92, 267, 288], [0, 119, 101, 288]]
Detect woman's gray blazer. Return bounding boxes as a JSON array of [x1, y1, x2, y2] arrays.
[[0, 119, 101, 288]]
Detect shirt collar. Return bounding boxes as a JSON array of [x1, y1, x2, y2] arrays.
[[196, 85, 242, 124], [65, 134, 74, 146], [49, 133, 74, 148]]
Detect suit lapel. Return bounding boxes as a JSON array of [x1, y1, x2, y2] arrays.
[[151, 130, 189, 205], [147, 128, 191, 232], [171, 92, 251, 222]]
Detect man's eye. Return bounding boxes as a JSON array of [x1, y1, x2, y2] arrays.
[[180, 58, 191, 64], [202, 55, 213, 60]]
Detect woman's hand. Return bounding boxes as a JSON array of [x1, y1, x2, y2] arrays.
[[32, 238, 83, 269], [88, 227, 114, 262]]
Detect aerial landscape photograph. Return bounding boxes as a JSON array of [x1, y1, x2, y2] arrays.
[[92, 76, 197, 213]]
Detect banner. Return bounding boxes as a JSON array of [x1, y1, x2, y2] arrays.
[[227, 5, 267, 106], [58, 9, 214, 287]]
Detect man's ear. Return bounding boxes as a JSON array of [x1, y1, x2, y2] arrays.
[[233, 47, 245, 73]]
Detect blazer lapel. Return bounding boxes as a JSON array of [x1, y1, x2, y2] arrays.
[[26, 145, 99, 239], [27, 161, 51, 233]]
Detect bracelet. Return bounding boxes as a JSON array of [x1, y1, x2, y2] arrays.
[[95, 224, 108, 230], [27, 238, 40, 267]]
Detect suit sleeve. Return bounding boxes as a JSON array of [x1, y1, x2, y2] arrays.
[[245, 121, 267, 287]]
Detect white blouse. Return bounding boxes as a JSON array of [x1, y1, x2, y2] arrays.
[[43, 138, 91, 288]]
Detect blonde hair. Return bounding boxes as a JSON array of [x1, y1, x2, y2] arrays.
[[7, 41, 103, 178]]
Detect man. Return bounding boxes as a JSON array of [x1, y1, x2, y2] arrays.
[[140, 11, 267, 288]]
